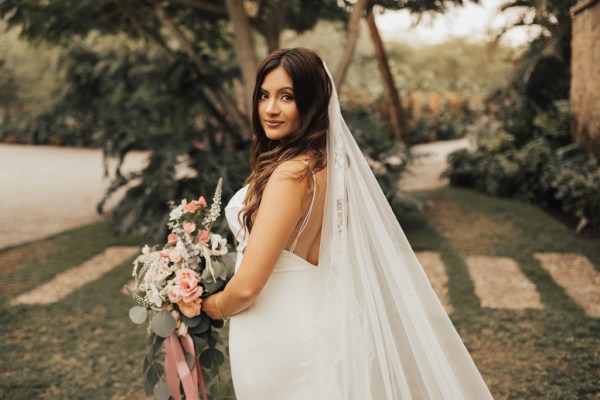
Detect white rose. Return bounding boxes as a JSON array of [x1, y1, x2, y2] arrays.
[[210, 234, 228, 256], [169, 206, 184, 221], [147, 285, 164, 307]]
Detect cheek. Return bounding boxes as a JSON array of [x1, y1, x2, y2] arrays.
[[257, 101, 266, 115]]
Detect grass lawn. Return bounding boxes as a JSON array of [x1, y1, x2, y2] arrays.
[[1, 187, 598, 399], [402, 187, 600, 399]]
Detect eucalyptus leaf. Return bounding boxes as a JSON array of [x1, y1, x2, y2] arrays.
[[203, 279, 222, 294], [199, 348, 224, 369], [147, 332, 157, 345], [181, 314, 201, 328], [145, 364, 160, 395], [209, 381, 233, 397], [207, 331, 218, 347], [129, 306, 147, 324], [211, 318, 224, 329], [188, 315, 211, 335], [151, 310, 177, 338], [142, 356, 149, 375], [212, 260, 226, 281], [144, 376, 154, 396], [153, 379, 171, 400], [200, 266, 215, 283], [191, 334, 206, 349], [151, 335, 166, 356], [222, 252, 237, 278], [184, 351, 195, 371]]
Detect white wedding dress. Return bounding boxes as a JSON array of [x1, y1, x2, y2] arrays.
[[224, 163, 320, 400]]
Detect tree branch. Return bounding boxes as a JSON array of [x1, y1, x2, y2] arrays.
[[120, 6, 176, 62], [149, 0, 252, 140], [334, 0, 368, 92]]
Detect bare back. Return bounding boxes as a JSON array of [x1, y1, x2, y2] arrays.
[[283, 158, 327, 267]]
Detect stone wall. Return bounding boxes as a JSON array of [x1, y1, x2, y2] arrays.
[[570, 0, 600, 160]]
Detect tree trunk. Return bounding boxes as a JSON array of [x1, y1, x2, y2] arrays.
[[253, 0, 288, 53], [225, 0, 258, 117], [334, 0, 368, 93], [366, 11, 408, 145], [150, 0, 252, 140]]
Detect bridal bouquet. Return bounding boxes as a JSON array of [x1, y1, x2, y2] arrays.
[[127, 178, 235, 400]]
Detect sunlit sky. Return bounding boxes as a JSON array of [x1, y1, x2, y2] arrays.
[[375, 0, 542, 47]]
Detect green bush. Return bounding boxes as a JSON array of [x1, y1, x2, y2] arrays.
[[408, 107, 471, 144], [444, 105, 600, 231]]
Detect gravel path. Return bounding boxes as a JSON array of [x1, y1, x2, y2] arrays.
[[400, 137, 472, 192], [0, 144, 148, 249]]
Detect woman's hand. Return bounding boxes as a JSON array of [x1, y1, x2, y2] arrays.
[[202, 293, 224, 320]]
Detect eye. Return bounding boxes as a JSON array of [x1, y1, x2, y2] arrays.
[[282, 94, 294, 101], [259, 92, 268, 100]]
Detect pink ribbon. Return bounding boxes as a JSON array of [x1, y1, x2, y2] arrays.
[[163, 333, 208, 400]]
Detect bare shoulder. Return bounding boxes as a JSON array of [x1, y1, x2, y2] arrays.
[[271, 157, 310, 181]]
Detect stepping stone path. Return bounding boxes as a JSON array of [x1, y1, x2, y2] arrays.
[[465, 255, 543, 310], [415, 251, 453, 314], [10, 246, 139, 306], [534, 252, 600, 318], [11, 245, 600, 320]]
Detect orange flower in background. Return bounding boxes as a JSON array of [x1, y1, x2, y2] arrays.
[[167, 233, 177, 243]]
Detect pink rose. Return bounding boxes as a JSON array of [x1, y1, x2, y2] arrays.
[[167, 233, 177, 243], [168, 240, 186, 263], [167, 268, 203, 303], [197, 229, 210, 243], [177, 298, 202, 318], [183, 221, 196, 234]]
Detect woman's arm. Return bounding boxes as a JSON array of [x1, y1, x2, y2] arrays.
[[203, 159, 310, 320]]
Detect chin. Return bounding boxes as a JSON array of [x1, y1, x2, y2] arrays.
[[264, 128, 292, 141]]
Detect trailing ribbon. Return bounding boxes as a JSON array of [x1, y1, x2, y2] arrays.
[[164, 333, 208, 400]]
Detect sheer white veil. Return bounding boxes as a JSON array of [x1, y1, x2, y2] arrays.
[[313, 59, 494, 399]]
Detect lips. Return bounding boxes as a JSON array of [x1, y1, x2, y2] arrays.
[[265, 120, 284, 128]]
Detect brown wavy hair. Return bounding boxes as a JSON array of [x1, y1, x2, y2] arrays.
[[238, 47, 332, 235]]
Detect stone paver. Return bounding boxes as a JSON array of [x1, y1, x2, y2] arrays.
[[465, 255, 543, 310], [415, 251, 453, 314], [534, 252, 600, 318], [10, 246, 139, 305]]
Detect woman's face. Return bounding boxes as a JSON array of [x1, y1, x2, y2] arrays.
[[258, 66, 302, 141]]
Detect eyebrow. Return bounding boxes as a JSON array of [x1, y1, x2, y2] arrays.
[[260, 86, 294, 93]]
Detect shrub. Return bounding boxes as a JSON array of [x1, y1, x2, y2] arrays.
[[443, 105, 600, 232]]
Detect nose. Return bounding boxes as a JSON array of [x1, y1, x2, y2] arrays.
[[265, 98, 279, 115]]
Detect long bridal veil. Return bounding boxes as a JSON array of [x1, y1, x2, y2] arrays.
[[312, 60, 494, 399]]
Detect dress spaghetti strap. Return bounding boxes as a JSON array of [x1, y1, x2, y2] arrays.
[[290, 160, 316, 253]]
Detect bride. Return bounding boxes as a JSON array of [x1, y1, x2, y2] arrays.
[[202, 47, 493, 399]]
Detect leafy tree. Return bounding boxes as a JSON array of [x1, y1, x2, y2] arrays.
[[0, 0, 479, 239]]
